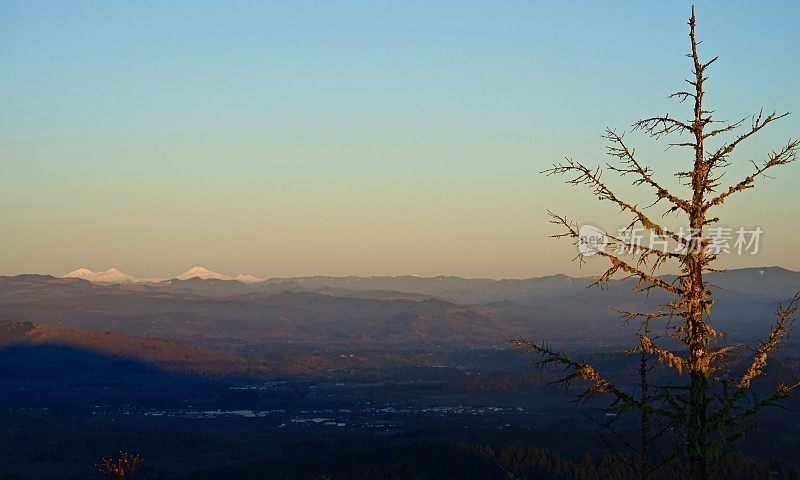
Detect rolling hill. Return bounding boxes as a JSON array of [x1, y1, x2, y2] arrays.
[[0, 267, 797, 350], [0, 320, 250, 376]]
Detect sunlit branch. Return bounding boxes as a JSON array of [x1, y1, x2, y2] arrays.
[[705, 140, 798, 209], [736, 293, 800, 389], [542, 161, 682, 243], [548, 211, 684, 296], [604, 129, 691, 214], [705, 110, 790, 166]]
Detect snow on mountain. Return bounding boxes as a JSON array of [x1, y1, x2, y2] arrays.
[[234, 274, 264, 284], [63, 266, 263, 284], [64, 267, 139, 284], [176, 266, 233, 281]]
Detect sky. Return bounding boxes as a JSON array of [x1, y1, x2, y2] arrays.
[[1, 1, 799, 279]]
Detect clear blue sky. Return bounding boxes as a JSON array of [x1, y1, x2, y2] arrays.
[[1, 1, 798, 278]]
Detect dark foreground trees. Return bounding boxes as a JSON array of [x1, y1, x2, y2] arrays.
[[515, 7, 799, 480]]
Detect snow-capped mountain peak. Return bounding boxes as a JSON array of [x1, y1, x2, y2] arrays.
[[234, 273, 264, 284], [64, 266, 264, 284], [64, 267, 138, 284], [176, 266, 232, 281]]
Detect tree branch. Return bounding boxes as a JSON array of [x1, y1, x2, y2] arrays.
[[604, 129, 691, 213], [542, 161, 682, 242], [706, 110, 790, 166], [705, 140, 798, 209], [736, 292, 800, 389], [548, 211, 685, 296]]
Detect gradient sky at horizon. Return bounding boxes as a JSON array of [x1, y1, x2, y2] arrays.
[[2, 1, 799, 279]]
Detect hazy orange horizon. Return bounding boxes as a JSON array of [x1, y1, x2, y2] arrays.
[[2, 2, 799, 279]]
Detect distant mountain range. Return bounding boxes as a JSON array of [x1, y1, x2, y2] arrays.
[[64, 266, 264, 284], [2, 267, 797, 350], [61, 266, 799, 304], [61, 265, 800, 308]]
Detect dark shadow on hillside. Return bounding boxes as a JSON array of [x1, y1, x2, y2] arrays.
[[0, 343, 260, 414]]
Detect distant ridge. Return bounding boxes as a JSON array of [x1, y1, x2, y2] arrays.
[[3, 266, 798, 347], [55, 266, 800, 304], [63, 266, 264, 285]]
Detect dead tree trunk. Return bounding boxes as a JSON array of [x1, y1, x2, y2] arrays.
[[513, 7, 799, 480]]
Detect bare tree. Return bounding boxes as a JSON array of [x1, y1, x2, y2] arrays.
[[96, 452, 143, 480], [513, 7, 799, 480], [96, 452, 165, 480]]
